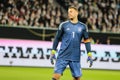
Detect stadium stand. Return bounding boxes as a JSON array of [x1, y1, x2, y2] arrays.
[[0, 0, 120, 44], [0, 0, 119, 33], [0, 0, 66, 28], [56, 0, 120, 33]]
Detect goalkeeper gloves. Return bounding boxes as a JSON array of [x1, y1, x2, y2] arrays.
[[50, 50, 56, 65], [87, 52, 93, 67]]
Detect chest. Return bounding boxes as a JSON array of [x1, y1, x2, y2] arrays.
[[63, 24, 83, 35]]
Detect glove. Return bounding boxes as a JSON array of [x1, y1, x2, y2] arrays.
[[87, 52, 93, 67], [50, 50, 56, 65]]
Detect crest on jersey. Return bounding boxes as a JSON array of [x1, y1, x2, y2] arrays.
[[78, 28, 81, 32]]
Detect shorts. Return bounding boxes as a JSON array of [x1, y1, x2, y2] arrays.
[[54, 59, 82, 77]]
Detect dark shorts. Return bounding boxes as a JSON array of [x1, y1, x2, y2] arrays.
[[54, 59, 82, 77]]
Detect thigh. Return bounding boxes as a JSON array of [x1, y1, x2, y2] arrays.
[[54, 59, 69, 74], [69, 61, 82, 77]]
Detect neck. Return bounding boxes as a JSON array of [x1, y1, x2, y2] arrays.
[[70, 18, 78, 24]]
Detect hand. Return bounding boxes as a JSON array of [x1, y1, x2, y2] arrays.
[[87, 52, 93, 67], [50, 50, 56, 65]]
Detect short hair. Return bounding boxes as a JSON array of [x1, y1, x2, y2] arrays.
[[68, 6, 78, 11]]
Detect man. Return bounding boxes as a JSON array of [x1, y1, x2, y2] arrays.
[[50, 6, 93, 80]]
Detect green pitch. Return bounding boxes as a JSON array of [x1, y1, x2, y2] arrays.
[[0, 66, 120, 80]]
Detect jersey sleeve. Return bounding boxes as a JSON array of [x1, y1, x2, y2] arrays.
[[83, 24, 89, 39], [52, 23, 64, 50], [83, 24, 91, 53]]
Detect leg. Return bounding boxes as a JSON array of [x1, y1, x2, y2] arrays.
[[73, 77, 80, 80], [52, 73, 61, 80], [52, 59, 68, 80], [69, 61, 82, 80]]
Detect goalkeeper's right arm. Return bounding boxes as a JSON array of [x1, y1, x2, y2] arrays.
[[50, 50, 56, 65]]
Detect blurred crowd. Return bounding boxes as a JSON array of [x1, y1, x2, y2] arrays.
[[57, 0, 120, 33], [0, 0, 65, 28], [0, 0, 120, 33]]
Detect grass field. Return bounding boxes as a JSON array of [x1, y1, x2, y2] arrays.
[[0, 66, 120, 80]]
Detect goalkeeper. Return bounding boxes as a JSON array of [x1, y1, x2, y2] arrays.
[[50, 6, 93, 80]]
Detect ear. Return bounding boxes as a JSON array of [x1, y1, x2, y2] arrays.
[[76, 11, 78, 16]]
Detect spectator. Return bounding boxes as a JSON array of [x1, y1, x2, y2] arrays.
[[56, 0, 120, 33], [106, 38, 111, 45], [90, 37, 95, 44], [0, 0, 119, 33], [95, 39, 101, 44], [0, 0, 65, 28]]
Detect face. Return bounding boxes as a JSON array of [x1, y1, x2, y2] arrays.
[[68, 8, 78, 20]]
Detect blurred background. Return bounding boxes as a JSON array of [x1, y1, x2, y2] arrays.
[[0, 0, 120, 44], [0, 0, 120, 80]]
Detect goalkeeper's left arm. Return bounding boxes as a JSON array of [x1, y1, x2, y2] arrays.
[[84, 39, 93, 67]]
